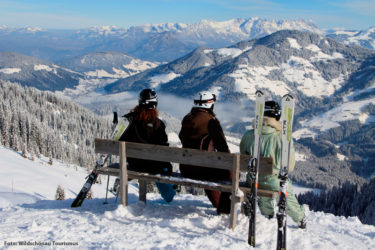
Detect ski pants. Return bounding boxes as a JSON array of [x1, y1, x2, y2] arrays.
[[258, 180, 305, 223], [155, 182, 176, 203]]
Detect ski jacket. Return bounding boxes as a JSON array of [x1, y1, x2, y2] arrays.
[[179, 108, 230, 181], [179, 108, 230, 153], [179, 107, 232, 214], [240, 116, 295, 191], [119, 111, 172, 175]]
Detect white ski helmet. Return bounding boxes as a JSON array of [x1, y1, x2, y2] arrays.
[[193, 91, 216, 109]]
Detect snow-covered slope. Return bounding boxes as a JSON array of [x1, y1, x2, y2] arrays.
[[1, 146, 374, 249], [0, 52, 83, 91], [106, 30, 374, 104], [57, 52, 159, 79], [327, 26, 375, 50]]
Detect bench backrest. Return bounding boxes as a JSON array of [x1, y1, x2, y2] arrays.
[[94, 139, 273, 174]]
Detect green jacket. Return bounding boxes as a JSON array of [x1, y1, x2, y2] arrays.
[[240, 117, 295, 191]]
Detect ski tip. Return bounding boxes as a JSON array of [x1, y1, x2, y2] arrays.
[[282, 93, 294, 100]]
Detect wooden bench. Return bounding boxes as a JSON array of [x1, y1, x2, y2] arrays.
[[94, 138, 276, 229]]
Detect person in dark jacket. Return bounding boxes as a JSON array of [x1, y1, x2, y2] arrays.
[[179, 91, 232, 214], [119, 88, 176, 202]]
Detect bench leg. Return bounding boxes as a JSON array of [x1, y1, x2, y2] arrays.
[[139, 180, 147, 203], [229, 199, 238, 230], [119, 142, 128, 206], [229, 154, 241, 230]]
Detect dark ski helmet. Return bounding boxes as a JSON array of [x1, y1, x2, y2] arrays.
[[139, 88, 158, 109], [264, 100, 281, 120]]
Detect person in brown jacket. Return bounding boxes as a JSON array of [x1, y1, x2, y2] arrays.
[[179, 91, 232, 214], [119, 89, 176, 202]]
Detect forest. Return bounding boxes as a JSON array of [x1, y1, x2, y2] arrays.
[[0, 80, 112, 169]]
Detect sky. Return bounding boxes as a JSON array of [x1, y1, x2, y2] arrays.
[[0, 0, 374, 30]]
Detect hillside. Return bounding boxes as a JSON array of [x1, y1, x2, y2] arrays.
[[0, 80, 112, 168], [0, 52, 82, 91], [57, 51, 159, 78], [1, 145, 374, 249]]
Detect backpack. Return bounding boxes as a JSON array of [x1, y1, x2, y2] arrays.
[[200, 134, 215, 152]]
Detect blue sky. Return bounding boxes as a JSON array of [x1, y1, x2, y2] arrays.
[[0, 0, 374, 30]]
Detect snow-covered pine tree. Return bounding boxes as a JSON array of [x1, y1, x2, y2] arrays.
[[55, 185, 66, 200], [21, 143, 28, 158]]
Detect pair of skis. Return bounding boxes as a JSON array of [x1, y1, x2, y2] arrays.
[[71, 112, 129, 208], [246, 90, 295, 250]]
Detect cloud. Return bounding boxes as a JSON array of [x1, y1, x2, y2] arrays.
[[158, 94, 193, 119]]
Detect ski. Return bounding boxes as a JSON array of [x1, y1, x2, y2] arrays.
[[276, 94, 295, 250], [71, 112, 129, 208], [246, 90, 265, 247], [71, 155, 108, 207]]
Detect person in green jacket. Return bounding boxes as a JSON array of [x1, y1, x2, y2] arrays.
[[240, 100, 307, 229]]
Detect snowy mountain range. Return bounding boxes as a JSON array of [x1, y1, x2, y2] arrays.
[[106, 30, 374, 107], [0, 51, 158, 91], [0, 52, 82, 91], [0, 18, 373, 63], [100, 30, 375, 181], [327, 26, 375, 50]]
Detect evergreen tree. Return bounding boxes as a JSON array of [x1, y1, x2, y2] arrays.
[[55, 185, 66, 200], [21, 143, 28, 158]]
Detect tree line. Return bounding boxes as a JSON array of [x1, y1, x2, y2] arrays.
[[297, 177, 375, 226]]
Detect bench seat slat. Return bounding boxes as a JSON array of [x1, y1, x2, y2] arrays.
[[97, 167, 276, 198]]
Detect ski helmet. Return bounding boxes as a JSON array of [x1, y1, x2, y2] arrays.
[[193, 91, 216, 109], [264, 100, 281, 120], [139, 88, 158, 109]]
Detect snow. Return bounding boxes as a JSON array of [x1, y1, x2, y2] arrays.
[[229, 52, 346, 100], [0, 68, 22, 74], [281, 56, 344, 97], [301, 97, 375, 132], [1, 145, 375, 249], [167, 132, 180, 145], [295, 151, 307, 162], [287, 38, 302, 49], [293, 127, 317, 140], [34, 64, 55, 72], [306, 44, 345, 61], [85, 69, 123, 78], [150, 72, 181, 89], [124, 59, 159, 72], [230, 64, 291, 100], [217, 48, 243, 58], [337, 153, 347, 161]]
